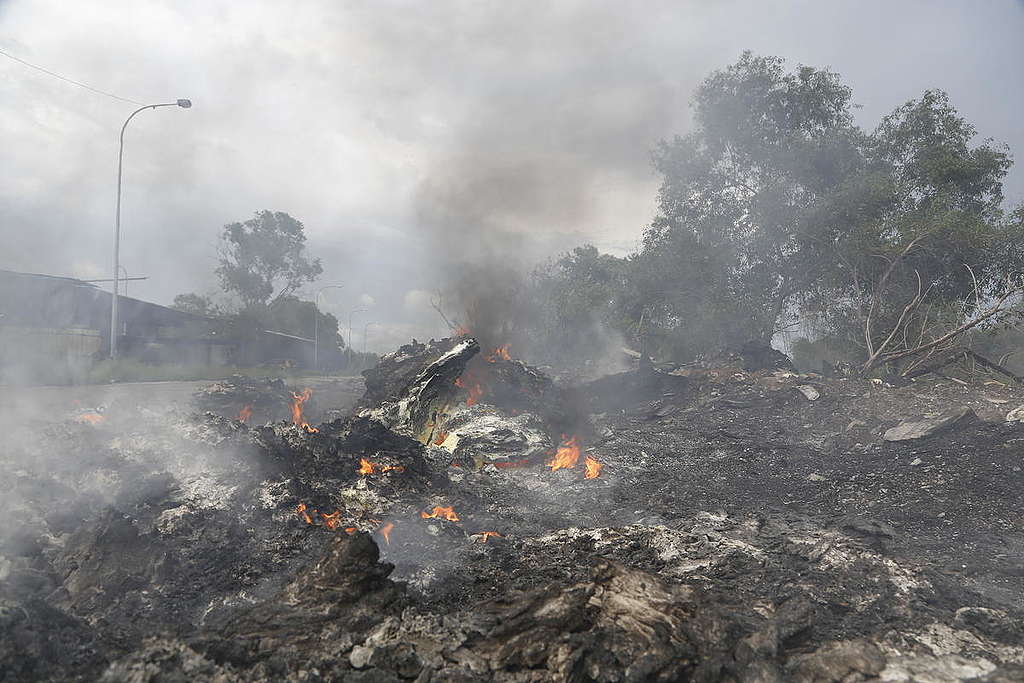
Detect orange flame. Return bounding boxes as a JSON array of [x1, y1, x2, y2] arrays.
[[344, 527, 357, 535], [320, 510, 342, 530], [379, 522, 394, 545], [488, 459, 530, 469], [477, 531, 502, 543], [548, 436, 581, 471], [238, 405, 253, 423], [485, 344, 511, 362], [584, 455, 603, 479], [295, 503, 313, 525], [74, 413, 105, 425], [433, 430, 449, 446], [454, 326, 470, 336], [291, 388, 312, 427], [420, 505, 460, 522], [358, 458, 404, 474], [455, 374, 484, 406]]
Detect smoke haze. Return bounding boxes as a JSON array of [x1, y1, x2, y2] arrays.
[[2, 0, 1022, 350]]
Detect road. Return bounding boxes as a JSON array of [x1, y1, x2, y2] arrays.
[[0, 376, 366, 426]]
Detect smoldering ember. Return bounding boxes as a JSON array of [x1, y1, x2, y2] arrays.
[[0, 333, 1022, 682]]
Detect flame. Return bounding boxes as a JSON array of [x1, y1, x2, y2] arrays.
[[454, 325, 470, 336], [584, 455, 603, 479], [344, 527, 357, 535], [420, 505, 460, 522], [295, 503, 313, 525], [485, 344, 512, 362], [358, 458, 404, 475], [320, 510, 342, 530], [548, 436, 581, 471], [237, 405, 253, 423], [379, 522, 394, 545], [488, 459, 530, 469], [454, 373, 484, 406], [477, 531, 502, 543], [290, 388, 313, 427], [74, 413, 105, 425], [433, 430, 448, 446]]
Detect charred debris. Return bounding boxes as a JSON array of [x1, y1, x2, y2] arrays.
[[2, 335, 1024, 682]]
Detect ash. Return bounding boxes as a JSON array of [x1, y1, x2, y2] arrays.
[[2, 336, 1023, 682]]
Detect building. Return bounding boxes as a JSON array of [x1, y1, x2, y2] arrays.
[[0, 269, 231, 374]]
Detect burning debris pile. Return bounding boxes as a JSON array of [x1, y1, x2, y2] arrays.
[[2, 335, 1024, 681]]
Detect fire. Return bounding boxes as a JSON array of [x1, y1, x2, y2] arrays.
[[488, 459, 530, 469], [477, 531, 502, 543], [420, 505, 460, 522], [454, 325, 470, 336], [344, 527, 357, 535], [237, 405, 253, 423], [379, 522, 394, 545], [295, 503, 313, 525], [548, 435, 581, 472], [455, 375, 483, 406], [584, 455, 603, 479], [74, 413, 105, 425], [358, 458, 405, 475], [485, 344, 511, 362], [433, 430, 448, 446], [290, 387, 315, 431], [320, 510, 342, 530]]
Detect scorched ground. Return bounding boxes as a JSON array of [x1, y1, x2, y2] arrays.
[[1, 336, 1022, 681]]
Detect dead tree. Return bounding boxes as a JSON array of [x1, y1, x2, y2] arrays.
[[857, 238, 1024, 375]]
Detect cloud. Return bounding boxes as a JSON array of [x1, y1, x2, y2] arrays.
[[1, 0, 1021, 348]]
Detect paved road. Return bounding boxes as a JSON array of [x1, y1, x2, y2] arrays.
[[0, 376, 366, 425]]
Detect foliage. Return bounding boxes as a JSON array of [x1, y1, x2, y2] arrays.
[[231, 296, 343, 348], [171, 293, 220, 317], [628, 53, 1023, 368], [528, 246, 630, 365], [215, 211, 323, 307]]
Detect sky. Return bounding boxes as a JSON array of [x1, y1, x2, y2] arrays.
[[1, 0, 1022, 351]]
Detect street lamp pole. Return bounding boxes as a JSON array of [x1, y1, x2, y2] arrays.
[[347, 308, 367, 350], [363, 321, 379, 354], [110, 99, 192, 359], [313, 284, 344, 371]]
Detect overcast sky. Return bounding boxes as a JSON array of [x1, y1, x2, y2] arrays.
[[2, 0, 1022, 351]]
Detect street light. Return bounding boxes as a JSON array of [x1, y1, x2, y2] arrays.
[[110, 99, 192, 358], [314, 284, 344, 371], [347, 308, 367, 350], [360, 321, 376, 352]]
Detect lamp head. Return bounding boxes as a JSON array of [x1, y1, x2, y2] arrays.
[[176, 99, 192, 109]]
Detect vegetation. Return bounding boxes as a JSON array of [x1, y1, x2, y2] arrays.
[[531, 53, 1023, 375], [170, 210, 365, 374]]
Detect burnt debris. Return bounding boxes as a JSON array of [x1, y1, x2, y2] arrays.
[[2, 336, 1023, 681]]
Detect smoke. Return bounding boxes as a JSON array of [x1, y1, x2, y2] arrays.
[[0, 1, 1021, 353]]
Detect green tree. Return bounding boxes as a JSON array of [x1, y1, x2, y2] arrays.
[[641, 53, 1023, 369], [643, 52, 866, 355], [216, 211, 323, 307], [171, 292, 220, 316]]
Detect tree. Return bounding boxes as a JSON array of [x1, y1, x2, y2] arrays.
[[215, 211, 323, 307], [530, 246, 630, 365], [833, 91, 1022, 373], [171, 293, 220, 317], [643, 52, 866, 355], [640, 53, 1023, 369]]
